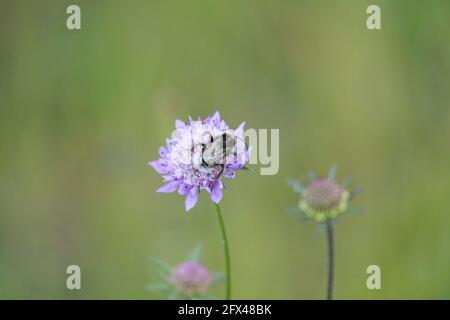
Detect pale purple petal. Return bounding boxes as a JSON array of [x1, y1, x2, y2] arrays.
[[226, 163, 244, 170], [159, 146, 168, 158], [220, 120, 228, 130], [245, 147, 251, 161], [210, 180, 223, 204], [156, 180, 181, 193], [234, 121, 246, 136], [178, 183, 192, 195], [185, 188, 199, 211], [175, 119, 186, 129], [211, 111, 221, 127], [162, 175, 174, 182], [223, 170, 236, 179], [148, 160, 170, 174]]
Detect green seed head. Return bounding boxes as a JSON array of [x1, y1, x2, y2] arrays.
[[299, 178, 349, 222]]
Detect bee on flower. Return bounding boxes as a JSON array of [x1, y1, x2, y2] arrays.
[[148, 111, 250, 211], [148, 111, 249, 300]]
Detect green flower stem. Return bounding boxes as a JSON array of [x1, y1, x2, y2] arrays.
[[215, 203, 231, 300], [326, 219, 334, 300]]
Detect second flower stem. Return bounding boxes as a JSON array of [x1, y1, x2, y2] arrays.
[[215, 203, 231, 300], [326, 219, 334, 300]]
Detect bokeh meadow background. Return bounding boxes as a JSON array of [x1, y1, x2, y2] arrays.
[[1, 0, 450, 299]]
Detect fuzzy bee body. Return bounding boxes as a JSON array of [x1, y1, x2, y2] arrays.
[[192, 131, 238, 174], [202, 132, 235, 166]]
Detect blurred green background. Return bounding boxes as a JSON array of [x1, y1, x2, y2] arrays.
[[1, 0, 450, 299]]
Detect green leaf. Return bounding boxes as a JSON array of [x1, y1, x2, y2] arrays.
[[347, 207, 365, 215], [147, 257, 172, 280], [213, 272, 226, 284], [307, 170, 316, 181], [341, 176, 353, 188], [186, 243, 203, 262], [145, 282, 172, 293], [286, 206, 300, 215], [350, 186, 364, 200], [147, 257, 172, 272], [328, 165, 338, 180], [299, 215, 309, 223], [287, 178, 303, 194], [286, 206, 309, 222], [168, 289, 181, 300]]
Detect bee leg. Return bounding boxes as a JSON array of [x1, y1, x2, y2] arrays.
[[213, 164, 225, 182]]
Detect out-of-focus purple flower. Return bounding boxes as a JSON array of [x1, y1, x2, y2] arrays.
[[149, 111, 249, 211], [170, 261, 213, 295], [288, 166, 362, 222], [304, 179, 343, 212]]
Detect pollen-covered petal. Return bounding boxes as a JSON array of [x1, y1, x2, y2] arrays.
[[185, 188, 199, 211], [210, 180, 223, 204], [156, 180, 181, 193]]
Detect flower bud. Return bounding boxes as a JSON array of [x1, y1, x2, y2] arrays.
[[170, 261, 213, 295]]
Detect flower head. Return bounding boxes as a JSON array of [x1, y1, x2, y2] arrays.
[[147, 244, 220, 299], [149, 111, 249, 211], [288, 166, 361, 222], [170, 261, 213, 295], [304, 179, 345, 212]]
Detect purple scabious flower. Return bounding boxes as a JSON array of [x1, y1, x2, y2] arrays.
[[170, 261, 213, 295], [149, 111, 249, 211]]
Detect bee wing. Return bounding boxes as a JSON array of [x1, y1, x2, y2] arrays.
[[202, 138, 225, 166]]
